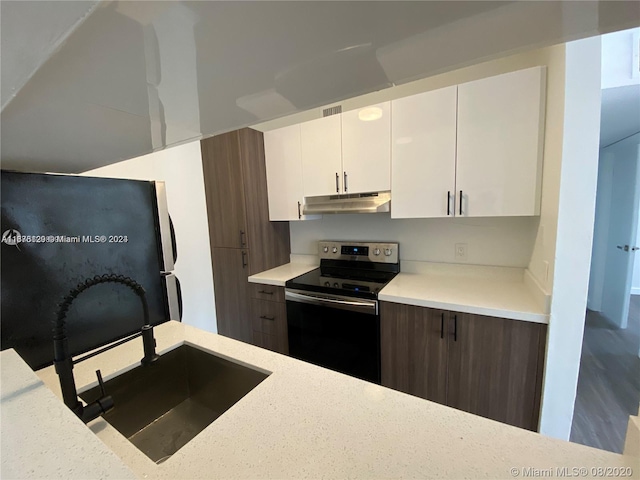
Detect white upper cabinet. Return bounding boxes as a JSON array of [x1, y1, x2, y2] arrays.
[[341, 102, 391, 194], [391, 87, 457, 218], [264, 124, 309, 221], [301, 115, 342, 197], [264, 66, 546, 221], [456, 66, 546, 217]]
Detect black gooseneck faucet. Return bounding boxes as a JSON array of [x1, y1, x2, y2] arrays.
[[53, 274, 159, 424]]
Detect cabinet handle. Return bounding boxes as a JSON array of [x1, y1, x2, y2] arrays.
[[240, 230, 246, 247], [260, 315, 275, 321], [258, 290, 274, 295], [344, 172, 348, 192], [440, 313, 444, 339], [447, 192, 451, 216], [241, 251, 248, 269], [297, 201, 302, 219], [453, 314, 458, 342], [459, 191, 463, 216], [336, 172, 340, 193]]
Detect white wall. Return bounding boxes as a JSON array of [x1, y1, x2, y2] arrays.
[[633, 218, 640, 295], [588, 151, 615, 310], [589, 133, 640, 306], [538, 37, 602, 440], [291, 215, 537, 267], [82, 141, 217, 333]]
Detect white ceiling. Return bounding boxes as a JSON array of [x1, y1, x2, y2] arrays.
[[2, 1, 640, 173], [0, 1, 100, 110]]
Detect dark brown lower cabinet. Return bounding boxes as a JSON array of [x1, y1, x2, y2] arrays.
[[380, 302, 547, 431], [380, 303, 448, 404], [250, 287, 288, 354], [211, 247, 252, 342]]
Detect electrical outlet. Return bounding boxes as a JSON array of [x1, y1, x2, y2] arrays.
[[455, 243, 468, 261]]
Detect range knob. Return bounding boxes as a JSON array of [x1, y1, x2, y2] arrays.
[[324, 281, 330, 287], [323, 246, 329, 253], [373, 248, 381, 256], [384, 248, 392, 257], [332, 247, 338, 254], [334, 282, 339, 288]]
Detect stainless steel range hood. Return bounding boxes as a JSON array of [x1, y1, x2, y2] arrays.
[[302, 191, 391, 215]]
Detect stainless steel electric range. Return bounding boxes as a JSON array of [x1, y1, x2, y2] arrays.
[[285, 241, 400, 384]]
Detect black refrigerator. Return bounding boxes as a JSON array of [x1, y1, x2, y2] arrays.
[[1, 171, 181, 370]]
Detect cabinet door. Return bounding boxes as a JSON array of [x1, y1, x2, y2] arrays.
[[301, 115, 342, 197], [264, 124, 306, 221], [380, 302, 448, 405], [391, 87, 457, 218], [211, 247, 252, 342], [201, 132, 248, 248], [446, 312, 546, 431], [341, 102, 391, 194], [456, 67, 545, 217], [251, 299, 288, 354]]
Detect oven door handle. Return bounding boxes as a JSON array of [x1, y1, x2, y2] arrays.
[[285, 290, 378, 315]]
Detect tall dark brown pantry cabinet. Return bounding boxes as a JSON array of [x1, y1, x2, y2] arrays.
[[202, 128, 290, 344]]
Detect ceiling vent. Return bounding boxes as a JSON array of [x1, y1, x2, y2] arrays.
[[323, 105, 342, 117]]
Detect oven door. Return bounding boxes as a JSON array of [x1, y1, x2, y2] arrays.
[[285, 289, 380, 384]]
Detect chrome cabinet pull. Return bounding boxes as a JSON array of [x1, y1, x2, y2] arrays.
[[440, 313, 444, 339], [241, 251, 248, 268], [447, 192, 451, 216], [335, 172, 339, 193], [260, 315, 275, 321], [298, 201, 302, 219], [459, 191, 463, 216], [240, 230, 246, 247], [258, 290, 274, 295], [344, 172, 348, 192]]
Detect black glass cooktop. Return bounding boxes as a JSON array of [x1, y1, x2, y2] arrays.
[[285, 266, 397, 300]]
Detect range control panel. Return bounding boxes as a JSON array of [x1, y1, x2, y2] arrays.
[[318, 241, 399, 264]]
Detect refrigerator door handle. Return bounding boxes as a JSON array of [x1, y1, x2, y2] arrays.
[[155, 181, 175, 272], [164, 273, 182, 321]]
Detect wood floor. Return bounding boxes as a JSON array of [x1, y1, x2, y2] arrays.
[[570, 295, 640, 453]]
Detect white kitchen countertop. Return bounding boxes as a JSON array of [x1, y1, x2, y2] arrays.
[[250, 261, 550, 324], [248, 262, 317, 286], [0, 349, 137, 480], [2, 321, 632, 479], [379, 263, 549, 324]]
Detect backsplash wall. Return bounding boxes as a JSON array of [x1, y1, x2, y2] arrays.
[[290, 214, 538, 267]]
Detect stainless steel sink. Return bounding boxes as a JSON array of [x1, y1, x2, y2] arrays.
[[79, 344, 269, 463]]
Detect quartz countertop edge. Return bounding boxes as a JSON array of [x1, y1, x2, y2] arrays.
[[379, 271, 549, 324], [18, 321, 636, 480], [247, 262, 317, 286]]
